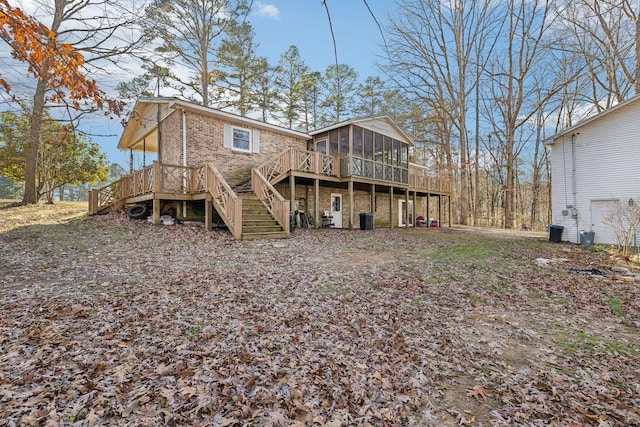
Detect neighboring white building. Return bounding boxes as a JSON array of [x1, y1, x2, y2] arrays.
[[547, 96, 640, 245]]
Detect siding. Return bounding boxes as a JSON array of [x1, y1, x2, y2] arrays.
[[551, 100, 640, 244]]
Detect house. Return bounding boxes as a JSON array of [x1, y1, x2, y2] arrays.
[[547, 95, 640, 244], [89, 97, 451, 239]]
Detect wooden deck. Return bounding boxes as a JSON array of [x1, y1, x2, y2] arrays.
[[88, 148, 450, 239]]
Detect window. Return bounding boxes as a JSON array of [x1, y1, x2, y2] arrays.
[[384, 136, 392, 164], [339, 128, 350, 156], [223, 124, 260, 153], [233, 128, 250, 151], [375, 134, 383, 162], [353, 126, 363, 157], [394, 139, 401, 165], [364, 130, 373, 160], [317, 139, 327, 154]]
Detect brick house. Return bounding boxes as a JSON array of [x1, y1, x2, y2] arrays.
[[89, 97, 451, 239]]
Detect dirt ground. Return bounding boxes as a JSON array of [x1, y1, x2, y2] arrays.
[[0, 205, 639, 426]]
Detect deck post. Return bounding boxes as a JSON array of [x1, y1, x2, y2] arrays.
[[205, 194, 212, 231], [426, 194, 431, 227], [389, 185, 394, 228], [290, 175, 296, 212], [88, 189, 97, 214], [153, 161, 161, 192], [314, 179, 320, 229], [405, 189, 409, 227], [152, 198, 160, 225], [348, 180, 354, 229], [370, 184, 375, 212], [413, 191, 417, 226]]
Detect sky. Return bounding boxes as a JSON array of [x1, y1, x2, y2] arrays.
[[0, 0, 395, 170], [250, 1, 391, 77], [97, 0, 395, 168]]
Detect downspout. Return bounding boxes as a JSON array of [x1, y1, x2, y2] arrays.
[[157, 104, 162, 163], [182, 108, 188, 217], [571, 133, 579, 242]]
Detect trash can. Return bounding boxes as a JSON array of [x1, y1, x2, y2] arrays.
[[548, 225, 564, 243], [289, 211, 296, 232], [359, 212, 374, 230], [580, 230, 595, 246]]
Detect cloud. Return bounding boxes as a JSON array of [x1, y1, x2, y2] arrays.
[[255, 2, 280, 19]]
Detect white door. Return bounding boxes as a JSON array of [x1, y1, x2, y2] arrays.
[[590, 199, 619, 245], [399, 200, 414, 227], [331, 193, 343, 228]]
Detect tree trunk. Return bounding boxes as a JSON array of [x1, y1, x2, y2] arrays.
[[459, 128, 469, 225], [504, 135, 515, 229], [23, 78, 48, 204]]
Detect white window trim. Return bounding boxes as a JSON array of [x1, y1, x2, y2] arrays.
[[224, 124, 261, 154]]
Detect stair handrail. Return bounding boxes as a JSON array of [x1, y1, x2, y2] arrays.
[[204, 162, 242, 239], [251, 168, 289, 235], [256, 147, 293, 184]]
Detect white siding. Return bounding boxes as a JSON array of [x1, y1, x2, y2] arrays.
[[550, 100, 640, 244]]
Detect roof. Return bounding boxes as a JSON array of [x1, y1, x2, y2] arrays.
[[310, 116, 415, 146], [117, 97, 311, 152], [547, 95, 640, 144]]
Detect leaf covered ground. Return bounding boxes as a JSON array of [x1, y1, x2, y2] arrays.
[[1, 204, 639, 426]]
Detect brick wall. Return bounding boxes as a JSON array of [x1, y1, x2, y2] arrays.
[[159, 110, 183, 165], [274, 183, 432, 229], [159, 110, 308, 188]]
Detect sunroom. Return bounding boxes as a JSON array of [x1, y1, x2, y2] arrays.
[[307, 117, 411, 185]]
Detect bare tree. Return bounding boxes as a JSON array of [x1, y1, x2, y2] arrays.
[[603, 198, 640, 257], [485, 0, 558, 229], [384, 0, 500, 225], [554, 0, 640, 108]]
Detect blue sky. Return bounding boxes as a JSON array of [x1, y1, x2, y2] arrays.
[[101, 0, 394, 168], [3, 1, 393, 169], [250, 0, 391, 77]]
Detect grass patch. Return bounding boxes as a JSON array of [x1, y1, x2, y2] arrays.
[[603, 288, 624, 317], [318, 281, 351, 295], [609, 297, 624, 317], [553, 330, 599, 354]]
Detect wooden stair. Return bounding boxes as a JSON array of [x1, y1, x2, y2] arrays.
[[238, 191, 288, 240]]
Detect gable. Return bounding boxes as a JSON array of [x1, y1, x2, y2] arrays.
[[311, 116, 414, 146], [549, 95, 640, 143], [354, 118, 412, 145], [118, 97, 309, 153]]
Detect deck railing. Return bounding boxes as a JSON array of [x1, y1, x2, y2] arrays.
[[204, 163, 242, 239], [409, 173, 451, 193], [89, 162, 204, 214], [251, 168, 289, 235], [257, 147, 339, 184], [256, 147, 450, 194], [88, 153, 450, 235]]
